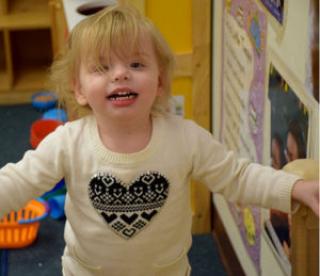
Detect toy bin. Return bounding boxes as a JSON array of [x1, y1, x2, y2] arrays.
[[0, 199, 48, 249], [30, 119, 63, 149]]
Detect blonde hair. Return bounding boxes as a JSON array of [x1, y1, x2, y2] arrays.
[[49, 3, 175, 117]]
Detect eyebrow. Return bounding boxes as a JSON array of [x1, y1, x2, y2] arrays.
[[98, 51, 150, 62]]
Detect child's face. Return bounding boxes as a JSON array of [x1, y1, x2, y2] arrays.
[[73, 35, 162, 122], [285, 132, 299, 162], [271, 139, 281, 169]]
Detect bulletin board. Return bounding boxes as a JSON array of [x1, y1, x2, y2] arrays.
[[218, 0, 268, 273], [212, 0, 318, 275]]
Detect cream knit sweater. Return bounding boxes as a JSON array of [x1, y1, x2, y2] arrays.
[[0, 113, 299, 275]]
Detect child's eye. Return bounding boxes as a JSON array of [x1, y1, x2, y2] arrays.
[[130, 62, 144, 69], [99, 64, 109, 71], [90, 64, 109, 73]]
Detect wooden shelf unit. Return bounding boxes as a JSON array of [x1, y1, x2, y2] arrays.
[[0, 0, 50, 30], [0, 30, 12, 91], [0, 0, 52, 104]]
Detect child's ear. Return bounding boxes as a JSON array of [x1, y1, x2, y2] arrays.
[[72, 78, 88, 106]]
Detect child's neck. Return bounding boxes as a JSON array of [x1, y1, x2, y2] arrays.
[[96, 115, 153, 154]]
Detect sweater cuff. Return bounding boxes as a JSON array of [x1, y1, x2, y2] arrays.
[[290, 179, 303, 214], [276, 174, 302, 213]]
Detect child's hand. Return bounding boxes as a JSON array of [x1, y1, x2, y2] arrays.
[[291, 180, 319, 217]]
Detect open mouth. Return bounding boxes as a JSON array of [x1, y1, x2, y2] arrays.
[[107, 91, 138, 101]]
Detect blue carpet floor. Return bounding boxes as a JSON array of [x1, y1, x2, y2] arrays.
[[0, 104, 226, 276]]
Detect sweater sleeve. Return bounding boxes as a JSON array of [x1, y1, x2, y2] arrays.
[[0, 125, 66, 218], [186, 121, 300, 213]]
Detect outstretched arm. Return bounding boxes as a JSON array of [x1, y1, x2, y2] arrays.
[[0, 125, 66, 219], [291, 180, 319, 217]]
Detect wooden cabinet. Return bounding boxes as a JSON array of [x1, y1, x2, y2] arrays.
[[49, 0, 68, 57], [0, 0, 53, 104]]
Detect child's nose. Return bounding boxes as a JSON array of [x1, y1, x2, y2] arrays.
[[111, 65, 130, 82]]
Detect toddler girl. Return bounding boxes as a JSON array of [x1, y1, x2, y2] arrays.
[[0, 4, 318, 276]]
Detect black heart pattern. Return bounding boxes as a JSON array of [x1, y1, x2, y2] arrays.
[[88, 171, 169, 239]]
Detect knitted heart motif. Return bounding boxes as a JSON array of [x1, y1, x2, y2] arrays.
[[88, 172, 169, 239]]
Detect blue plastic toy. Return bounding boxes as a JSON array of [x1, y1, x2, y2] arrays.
[[48, 195, 66, 219], [32, 91, 57, 111], [42, 108, 68, 122]]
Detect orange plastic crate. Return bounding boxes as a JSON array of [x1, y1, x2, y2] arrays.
[[0, 199, 48, 249]]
